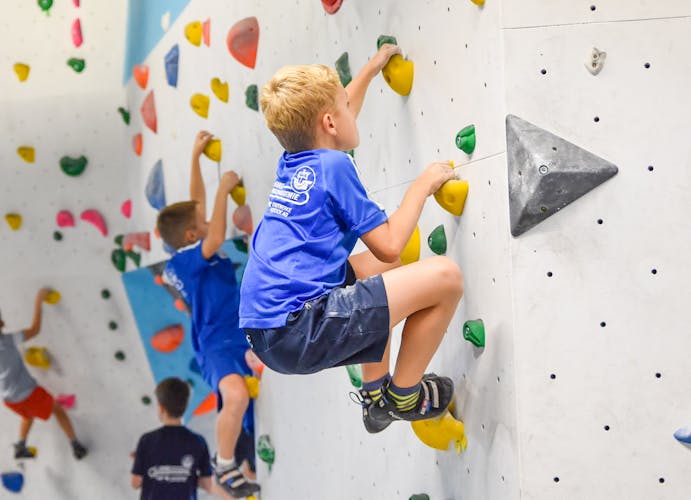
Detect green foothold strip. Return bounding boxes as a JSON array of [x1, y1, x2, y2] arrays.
[[117, 107, 130, 125], [377, 34, 398, 49], [114, 234, 124, 247], [53, 231, 63, 241], [126, 250, 141, 268], [245, 84, 259, 111], [111, 248, 126, 272], [114, 350, 126, 361], [409, 495, 430, 500], [427, 224, 447, 255], [59, 155, 87, 177], [456, 124, 476, 154], [67, 58, 85, 73], [345, 364, 362, 388], [257, 434, 275, 471], [463, 319, 485, 347], [335, 52, 352, 87]]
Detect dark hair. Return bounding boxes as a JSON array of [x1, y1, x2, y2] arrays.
[[155, 377, 190, 418], [156, 201, 198, 250]]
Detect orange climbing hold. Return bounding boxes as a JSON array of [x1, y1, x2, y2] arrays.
[[202, 18, 211, 46], [322, 0, 343, 14], [226, 17, 259, 69], [173, 298, 186, 311], [132, 134, 143, 156], [133, 65, 149, 89], [153, 275, 164, 286], [17, 146, 35, 163], [193, 392, 217, 416], [123, 232, 151, 251], [80, 209, 108, 236], [434, 179, 469, 216], [150, 324, 184, 353], [141, 91, 157, 133]]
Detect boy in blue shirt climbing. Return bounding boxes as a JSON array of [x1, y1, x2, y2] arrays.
[[156, 132, 259, 498], [240, 45, 464, 433]]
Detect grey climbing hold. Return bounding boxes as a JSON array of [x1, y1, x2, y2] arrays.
[[585, 47, 606, 75], [506, 115, 618, 237]]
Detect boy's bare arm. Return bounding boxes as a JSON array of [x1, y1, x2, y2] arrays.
[[22, 288, 50, 341], [361, 162, 455, 262], [201, 171, 240, 259], [191, 131, 213, 217], [346, 44, 401, 118], [130, 474, 142, 489]]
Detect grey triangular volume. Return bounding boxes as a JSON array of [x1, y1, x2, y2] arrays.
[[506, 115, 618, 237]]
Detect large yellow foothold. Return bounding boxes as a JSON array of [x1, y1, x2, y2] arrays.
[[230, 184, 246, 206], [400, 226, 420, 265], [244, 375, 260, 399], [210, 78, 229, 103], [14, 63, 30, 82], [185, 21, 203, 46], [17, 146, 35, 163], [24, 347, 51, 369], [203, 139, 222, 162], [190, 94, 210, 118], [434, 179, 469, 216], [382, 54, 414, 96], [411, 410, 468, 453], [4, 213, 22, 231], [45, 291, 61, 305]]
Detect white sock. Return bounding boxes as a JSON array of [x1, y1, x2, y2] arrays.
[[216, 455, 236, 471]]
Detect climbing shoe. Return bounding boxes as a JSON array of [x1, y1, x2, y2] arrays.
[[372, 374, 455, 422], [213, 455, 260, 497], [13, 442, 35, 459], [351, 388, 394, 434], [71, 440, 88, 460]]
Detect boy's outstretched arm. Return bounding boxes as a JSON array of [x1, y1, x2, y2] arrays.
[[22, 288, 51, 341], [361, 162, 455, 263], [191, 130, 214, 218], [201, 170, 240, 259], [346, 44, 401, 118]]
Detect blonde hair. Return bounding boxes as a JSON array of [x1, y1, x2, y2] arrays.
[[260, 64, 342, 152], [156, 201, 198, 250]]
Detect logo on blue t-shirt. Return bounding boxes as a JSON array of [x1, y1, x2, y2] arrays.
[[291, 166, 316, 192]]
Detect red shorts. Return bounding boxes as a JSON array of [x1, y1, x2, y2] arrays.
[[4, 386, 54, 420]]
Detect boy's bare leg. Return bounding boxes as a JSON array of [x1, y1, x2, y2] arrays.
[[19, 417, 34, 441], [381, 256, 463, 387], [217, 374, 249, 461], [52, 402, 77, 440]]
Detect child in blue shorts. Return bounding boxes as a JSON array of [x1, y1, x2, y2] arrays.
[[240, 45, 464, 433], [157, 131, 259, 497]]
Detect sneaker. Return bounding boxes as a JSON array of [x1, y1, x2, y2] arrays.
[[371, 374, 454, 422], [71, 441, 88, 460], [13, 442, 35, 460], [213, 455, 260, 497], [351, 388, 394, 434]]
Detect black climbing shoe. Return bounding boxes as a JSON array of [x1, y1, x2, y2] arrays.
[[371, 374, 454, 422], [351, 388, 394, 434], [213, 455, 260, 497], [71, 440, 88, 460], [13, 442, 35, 459]]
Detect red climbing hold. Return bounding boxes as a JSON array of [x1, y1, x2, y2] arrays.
[[56, 210, 75, 228], [80, 209, 108, 236], [71, 19, 83, 48], [123, 232, 151, 251], [121, 200, 132, 218], [174, 298, 186, 311], [322, 0, 343, 14], [132, 133, 143, 156], [232, 205, 253, 234], [150, 324, 184, 353], [153, 275, 164, 285], [140, 91, 157, 133], [193, 392, 218, 416], [133, 65, 149, 90], [226, 17, 259, 69], [202, 18, 211, 46], [56, 394, 76, 409]]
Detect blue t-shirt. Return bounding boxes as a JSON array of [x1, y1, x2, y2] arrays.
[[239, 149, 388, 328], [165, 243, 248, 355], [132, 425, 211, 500]]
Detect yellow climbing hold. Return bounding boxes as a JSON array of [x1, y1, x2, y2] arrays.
[[44, 291, 61, 304], [14, 63, 30, 82], [4, 214, 22, 231], [17, 146, 35, 163], [24, 347, 51, 369], [400, 225, 420, 265], [382, 54, 414, 96], [245, 375, 260, 399], [411, 410, 468, 453], [230, 184, 246, 206], [190, 94, 210, 118], [210, 78, 229, 103], [203, 139, 222, 162], [185, 21, 202, 46], [470, 0, 485, 5], [434, 179, 469, 216]]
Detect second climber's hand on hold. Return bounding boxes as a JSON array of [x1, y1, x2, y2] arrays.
[[420, 161, 456, 196], [193, 130, 213, 158], [36, 288, 51, 303], [220, 171, 241, 193], [371, 43, 402, 72]]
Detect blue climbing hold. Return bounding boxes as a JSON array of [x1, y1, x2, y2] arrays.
[[165, 44, 179, 88], [145, 159, 167, 210], [674, 426, 691, 444], [2, 472, 24, 493], [189, 357, 202, 376]]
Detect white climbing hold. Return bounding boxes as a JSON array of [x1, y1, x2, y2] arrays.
[[161, 11, 171, 32], [585, 47, 606, 75]]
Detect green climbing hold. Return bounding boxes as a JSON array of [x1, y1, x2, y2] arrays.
[[141, 395, 151, 405], [59, 156, 87, 177], [111, 248, 126, 272], [67, 58, 85, 73], [335, 52, 352, 87], [53, 231, 63, 241], [345, 149, 355, 158], [232, 238, 248, 254], [377, 35, 398, 49], [108, 321, 118, 331], [126, 250, 141, 268], [345, 364, 362, 388], [456, 125, 476, 154], [257, 434, 275, 470], [427, 225, 447, 255], [101, 289, 111, 299], [114, 350, 126, 361], [463, 319, 485, 347], [117, 107, 130, 125], [114, 234, 124, 247], [245, 84, 259, 111], [37, 0, 53, 15], [409, 495, 430, 500]]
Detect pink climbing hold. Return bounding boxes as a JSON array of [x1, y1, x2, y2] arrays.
[[56, 210, 75, 228], [56, 394, 76, 409], [71, 19, 83, 48], [80, 209, 108, 237], [140, 91, 157, 133], [121, 200, 132, 219], [73, 0, 80, 6], [202, 18, 211, 46], [123, 232, 151, 251], [226, 17, 259, 69], [232, 205, 253, 234]]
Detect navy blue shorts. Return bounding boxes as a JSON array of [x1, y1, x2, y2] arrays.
[[245, 269, 390, 375]]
